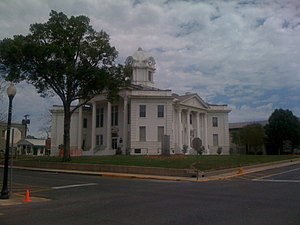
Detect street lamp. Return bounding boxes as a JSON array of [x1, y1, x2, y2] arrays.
[[0, 83, 16, 199]]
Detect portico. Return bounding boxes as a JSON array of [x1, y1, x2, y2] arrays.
[[175, 106, 209, 154]]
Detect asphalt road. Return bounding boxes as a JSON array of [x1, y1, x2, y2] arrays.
[[0, 164, 299, 225]]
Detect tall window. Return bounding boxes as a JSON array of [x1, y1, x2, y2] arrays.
[[139, 126, 146, 141], [157, 105, 164, 118], [212, 117, 218, 127], [100, 134, 103, 145], [213, 134, 219, 146], [96, 135, 100, 146], [148, 71, 152, 81], [96, 134, 103, 146], [111, 106, 118, 126], [190, 113, 193, 124], [157, 126, 164, 142], [100, 108, 104, 127], [112, 138, 118, 150], [140, 105, 146, 117], [83, 118, 88, 128], [96, 108, 100, 128]]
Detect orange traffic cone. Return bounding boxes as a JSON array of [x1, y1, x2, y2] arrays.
[[24, 189, 32, 203]]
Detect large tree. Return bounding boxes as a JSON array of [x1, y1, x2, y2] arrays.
[[239, 123, 265, 154], [265, 109, 300, 154], [0, 78, 7, 121], [0, 10, 129, 161]]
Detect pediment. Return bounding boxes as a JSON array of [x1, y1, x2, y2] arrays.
[[179, 94, 208, 109]]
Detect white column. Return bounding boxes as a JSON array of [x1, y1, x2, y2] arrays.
[[196, 112, 200, 138], [123, 97, 128, 152], [91, 102, 96, 150], [204, 113, 209, 154], [178, 108, 182, 152], [200, 113, 204, 142], [187, 109, 191, 150], [106, 101, 112, 150], [77, 106, 83, 150]]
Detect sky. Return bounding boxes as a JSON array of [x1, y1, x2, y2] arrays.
[[0, 0, 299, 138]]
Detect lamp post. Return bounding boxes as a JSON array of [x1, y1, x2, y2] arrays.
[[0, 83, 16, 199]]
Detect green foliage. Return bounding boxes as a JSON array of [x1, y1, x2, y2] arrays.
[[231, 130, 242, 146], [0, 10, 129, 161], [265, 108, 300, 154], [240, 123, 265, 154]]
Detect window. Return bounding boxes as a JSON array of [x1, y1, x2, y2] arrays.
[[140, 105, 146, 117], [157, 105, 164, 118], [96, 134, 103, 146], [96, 135, 100, 146], [148, 71, 152, 81], [190, 113, 193, 124], [111, 106, 118, 126], [112, 138, 118, 150], [100, 134, 103, 145], [96, 108, 100, 128], [213, 134, 219, 146], [157, 126, 164, 142], [100, 108, 104, 127], [134, 149, 141, 154], [83, 118, 88, 128], [212, 117, 218, 127], [139, 126, 146, 141]]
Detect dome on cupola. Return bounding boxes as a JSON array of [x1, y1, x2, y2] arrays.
[[125, 47, 156, 69], [132, 47, 148, 61]]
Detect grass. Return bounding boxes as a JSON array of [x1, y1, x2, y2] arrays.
[[17, 155, 299, 171]]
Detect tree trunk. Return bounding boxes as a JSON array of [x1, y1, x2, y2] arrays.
[[63, 106, 72, 162]]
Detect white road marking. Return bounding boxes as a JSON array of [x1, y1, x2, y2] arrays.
[[51, 183, 97, 190], [252, 167, 300, 181], [253, 179, 300, 183]]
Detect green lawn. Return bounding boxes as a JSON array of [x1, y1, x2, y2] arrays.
[[17, 155, 299, 171]]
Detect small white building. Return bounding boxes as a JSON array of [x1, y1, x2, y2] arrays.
[[17, 138, 46, 156], [51, 48, 230, 156]]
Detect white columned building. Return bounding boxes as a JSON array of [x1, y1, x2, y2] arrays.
[[51, 47, 231, 156]]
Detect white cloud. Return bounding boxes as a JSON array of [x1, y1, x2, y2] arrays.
[[1, 0, 300, 137]]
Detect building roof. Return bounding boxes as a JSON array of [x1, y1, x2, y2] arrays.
[[130, 84, 165, 91], [17, 138, 46, 147], [229, 121, 268, 129]]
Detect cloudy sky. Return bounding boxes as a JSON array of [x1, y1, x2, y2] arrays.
[[0, 0, 299, 137]]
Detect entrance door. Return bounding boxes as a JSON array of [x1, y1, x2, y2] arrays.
[[112, 138, 118, 150]]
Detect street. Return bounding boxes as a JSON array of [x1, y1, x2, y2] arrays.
[[1, 164, 300, 225]]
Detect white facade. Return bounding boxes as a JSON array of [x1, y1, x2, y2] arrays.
[[51, 48, 230, 156]]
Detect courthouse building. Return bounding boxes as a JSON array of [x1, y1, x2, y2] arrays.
[[51, 48, 230, 156]]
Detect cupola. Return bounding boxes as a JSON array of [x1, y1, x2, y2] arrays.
[[125, 47, 156, 87]]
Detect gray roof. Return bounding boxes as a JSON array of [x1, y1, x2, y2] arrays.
[[17, 138, 46, 147], [229, 121, 268, 129]]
